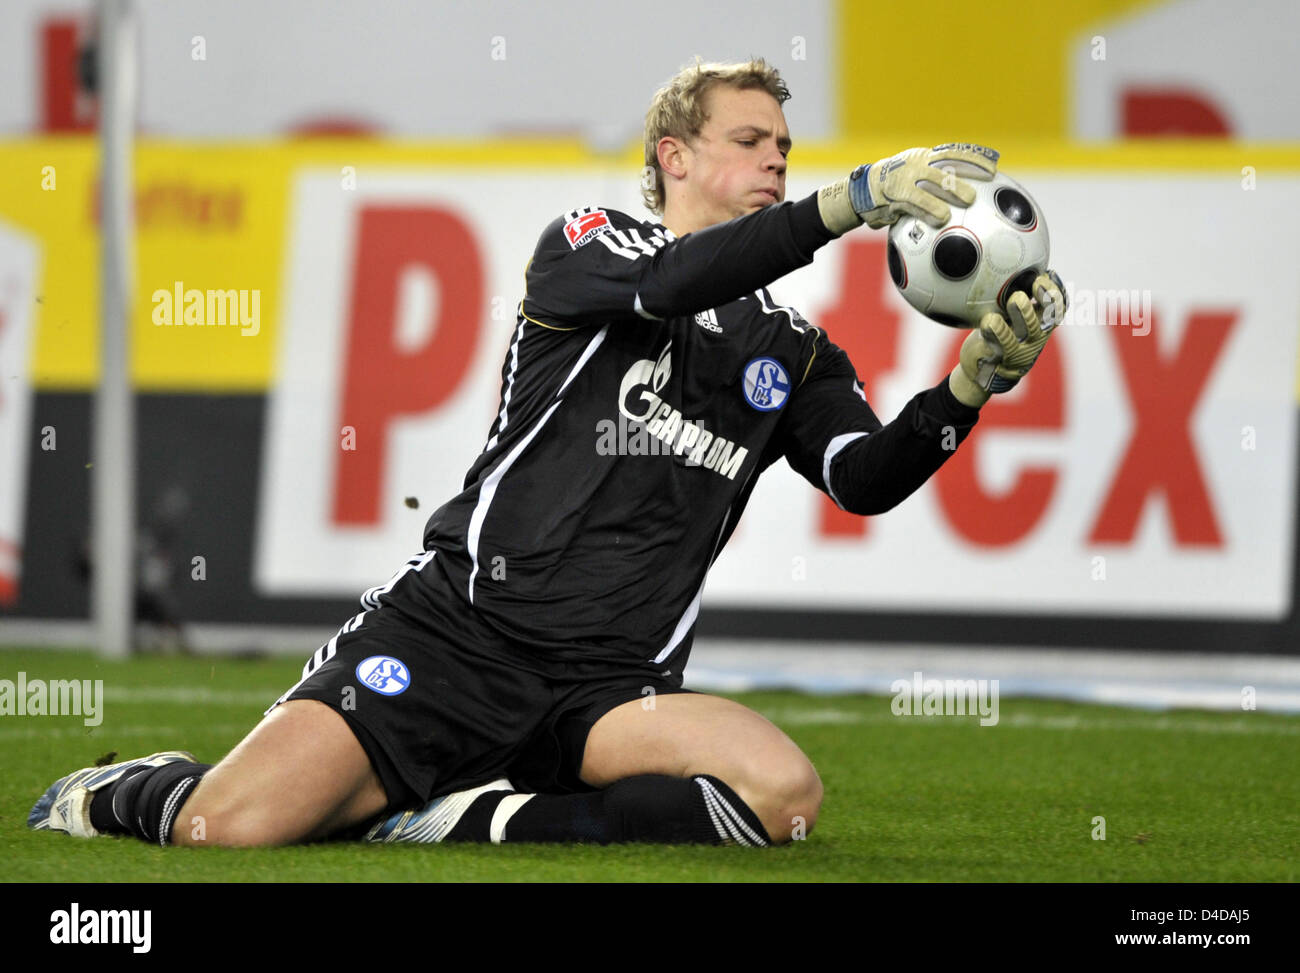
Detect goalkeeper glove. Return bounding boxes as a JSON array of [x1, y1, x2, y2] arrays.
[[817, 143, 1000, 235], [948, 270, 1067, 408]]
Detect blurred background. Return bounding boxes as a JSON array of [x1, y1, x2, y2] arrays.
[[1, 0, 1298, 710]]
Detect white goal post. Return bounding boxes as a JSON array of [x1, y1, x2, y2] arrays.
[[92, 0, 137, 658]]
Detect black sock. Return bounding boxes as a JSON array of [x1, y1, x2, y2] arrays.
[[444, 774, 771, 846], [89, 762, 211, 845]]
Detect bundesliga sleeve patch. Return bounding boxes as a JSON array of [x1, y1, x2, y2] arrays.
[[564, 209, 613, 249]]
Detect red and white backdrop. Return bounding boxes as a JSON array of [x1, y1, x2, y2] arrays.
[[255, 167, 1300, 621]]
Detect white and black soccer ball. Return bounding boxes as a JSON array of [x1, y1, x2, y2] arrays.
[[886, 170, 1050, 329]]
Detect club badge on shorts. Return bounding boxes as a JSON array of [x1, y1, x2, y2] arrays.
[[356, 656, 411, 696], [741, 357, 790, 412]]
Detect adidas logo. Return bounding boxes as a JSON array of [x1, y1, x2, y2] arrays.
[[694, 308, 722, 333]]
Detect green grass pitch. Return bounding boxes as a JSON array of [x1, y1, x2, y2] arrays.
[[3, 648, 1297, 882]]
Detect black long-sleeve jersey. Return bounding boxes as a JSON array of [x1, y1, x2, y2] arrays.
[[422, 192, 981, 672]]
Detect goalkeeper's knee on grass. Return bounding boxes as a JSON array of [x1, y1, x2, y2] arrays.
[[45, 764, 790, 848]]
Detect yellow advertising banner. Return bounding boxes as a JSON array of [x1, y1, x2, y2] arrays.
[[0, 139, 598, 390]]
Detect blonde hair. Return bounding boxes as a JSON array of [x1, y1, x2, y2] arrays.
[[641, 56, 791, 217]]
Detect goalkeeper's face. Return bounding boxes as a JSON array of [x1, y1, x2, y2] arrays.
[[665, 86, 789, 233]]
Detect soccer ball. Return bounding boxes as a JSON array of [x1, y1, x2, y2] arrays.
[[886, 170, 1050, 329]]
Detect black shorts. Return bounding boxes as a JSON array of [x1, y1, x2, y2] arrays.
[[268, 551, 692, 812]]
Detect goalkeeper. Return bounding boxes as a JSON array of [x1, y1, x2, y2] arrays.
[[31, 57, 1064, 848]]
